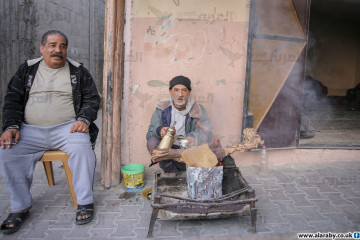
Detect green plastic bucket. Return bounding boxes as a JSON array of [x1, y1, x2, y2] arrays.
[[121, 163, 145, 191]]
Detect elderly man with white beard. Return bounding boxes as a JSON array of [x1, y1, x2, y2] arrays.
[[146, 76, 212, 177]]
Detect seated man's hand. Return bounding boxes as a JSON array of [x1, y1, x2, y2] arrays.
[[70, 120, 89, 133], [0, 129, 20, 149], [160, 127, 169, 137]]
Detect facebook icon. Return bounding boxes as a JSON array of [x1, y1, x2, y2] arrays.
[[354, 232, 360, 239]]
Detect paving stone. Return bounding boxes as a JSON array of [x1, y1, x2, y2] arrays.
[[296, 206, 328, 222], [180, 226, 203, 238], [134, 227, 154, 239], [37, 206, 65, 221], [256, 196, 275, 209], [136, 211, 152, 228], [40, 188, 62, 201], [294, 176, 316, 188], [284, 214, 314, 232], [300, 172, 322, 184], [32, 199, 52, 212], [301, 187, 327, 200], [45, 229, 75, 240], [259, 179, 281, 190], [288, 194, 314, 207], [92, 213, 118, 229], [336, 186, 360, 198], [253, 215, 271, 233], [268, 189, 290, 201], [110, 219, 137, 238], [306, 221, 335, 232], [30, 183, 49, 196], [118, 191, 144, 206], [201, 219, 234, 236], [49, 194, 72, 207], [242, 175, 261, 184], [274, 201, 301, 215], [102, 199, 122, 212], [322, 192, 353, 205], [89, 229, 116, 239], [279, 168, 302, 178], [226, 227, 253, 236], [279, 183, 302, 194], [119, 205, 140, 219], [339, 175, 358, 186], [93, 193, 107, 207], [323, 213, 356, 231], [310, 200, 341, 213], [58, 202, 77, 213], [49, 213, 74, 229], [316, 168, 341, 177], [0, 190, 9, 199], [65, 223, 93, 238], [266, 223, 292, 233], [154, 220, 181, 237], [272, 170, 291, 183], [354, 221, 360, 228], [139, 200, 153, 213], [20, 220, 52, 239], [224, 217, 253, 235], [251, 184, 269, 196], [323, 176, 346, 187], [103, 192, 121, 200], [257, 210, 284, 224], [348, 198, 360, 208], [0, 202, 9, 217], [339, 205, 360, 221], [312, 181, 337, 193]]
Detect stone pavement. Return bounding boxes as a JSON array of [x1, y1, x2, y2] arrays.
[[0, 158, 359, 240]]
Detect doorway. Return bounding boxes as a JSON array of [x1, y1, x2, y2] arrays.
[[299, 0, 360, 148]]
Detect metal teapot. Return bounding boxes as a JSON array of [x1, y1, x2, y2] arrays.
[[158, 126, 178, 149]]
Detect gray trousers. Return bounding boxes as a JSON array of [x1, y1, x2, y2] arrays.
[[0, 120, 96, 211]]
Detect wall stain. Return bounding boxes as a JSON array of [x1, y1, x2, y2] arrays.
[[216, 79, 226, 86], [219, 46, 243, 67], [147, 80, 168, 87], [133, 85, 152, 108]]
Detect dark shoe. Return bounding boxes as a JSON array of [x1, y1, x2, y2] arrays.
[[75, 203, 94, 225], [0, 210, 30, 234]]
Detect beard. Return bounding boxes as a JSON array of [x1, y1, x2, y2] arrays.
[[173, 97, 187, 107]]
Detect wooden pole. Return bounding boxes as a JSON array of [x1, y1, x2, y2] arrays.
[[101, 0, 125, 188]]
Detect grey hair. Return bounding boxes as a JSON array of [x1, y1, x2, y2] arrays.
[[41, 30, 68, 46]]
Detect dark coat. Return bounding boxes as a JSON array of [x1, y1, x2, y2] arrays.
[[146, 99, 212, 145]]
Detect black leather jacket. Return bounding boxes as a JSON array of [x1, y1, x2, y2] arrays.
[[2, 57, 100, 144]]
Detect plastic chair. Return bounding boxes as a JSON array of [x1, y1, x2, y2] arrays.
[[40, 150, 77, 208]]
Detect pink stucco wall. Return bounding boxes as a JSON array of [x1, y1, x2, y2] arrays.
[[121, 1, 360, 168], [121, 0, 251, 166]]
